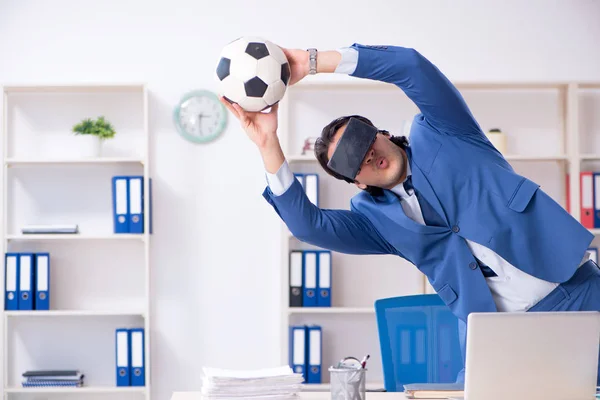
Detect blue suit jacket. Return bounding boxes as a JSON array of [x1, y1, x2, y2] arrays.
[[263, 43, 593, 323]]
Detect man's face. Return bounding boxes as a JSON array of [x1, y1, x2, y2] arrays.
[[327, 124, 408, 190]]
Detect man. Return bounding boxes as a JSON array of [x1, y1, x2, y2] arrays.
[[221, 43, 600, 383]]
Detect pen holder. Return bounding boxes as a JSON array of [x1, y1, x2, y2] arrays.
[[329, 367, 366, 400]]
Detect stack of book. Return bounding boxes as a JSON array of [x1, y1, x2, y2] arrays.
[[21, 370, 84, 388], [200, 366, 304, 400]]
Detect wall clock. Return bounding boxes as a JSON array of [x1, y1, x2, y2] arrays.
[[174, 90, 227, 143]]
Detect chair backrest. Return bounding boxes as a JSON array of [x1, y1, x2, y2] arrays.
[[374, 294, 463, 392]]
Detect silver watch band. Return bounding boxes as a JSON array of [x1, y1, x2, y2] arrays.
[[307, 48, 317, 75]]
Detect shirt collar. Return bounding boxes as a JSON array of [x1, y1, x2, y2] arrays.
[[391, 155, 412, 198]]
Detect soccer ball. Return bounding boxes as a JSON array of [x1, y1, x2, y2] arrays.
[[216, 37, 291, 112]]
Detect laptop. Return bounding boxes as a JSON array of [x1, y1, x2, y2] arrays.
[[449, 311, 600, 400]]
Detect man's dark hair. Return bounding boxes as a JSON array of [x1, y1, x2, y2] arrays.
[[314, 115, 409, 196]]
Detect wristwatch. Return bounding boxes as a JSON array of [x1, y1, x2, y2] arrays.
[[307, 48, 317, 75]]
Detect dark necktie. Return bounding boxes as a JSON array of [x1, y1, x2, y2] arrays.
[[403, 175, 497, 278], [403, 175, 445, 227]]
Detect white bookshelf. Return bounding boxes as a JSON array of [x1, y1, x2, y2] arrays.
[[4, 311, 146, 318], [0, 84, 151, 399], [4, 386, 147, 394], [5, 157, 145, 166], [5, 234, 146, 241], [277, 77, 600, 390]]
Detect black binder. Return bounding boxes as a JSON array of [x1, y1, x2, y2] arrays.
[[289, 250, 303, 307]]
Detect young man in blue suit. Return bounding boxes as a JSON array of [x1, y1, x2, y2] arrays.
[[221, 43, 600, 384]]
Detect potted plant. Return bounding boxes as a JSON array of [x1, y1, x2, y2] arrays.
[[72, 116, 116, 157]]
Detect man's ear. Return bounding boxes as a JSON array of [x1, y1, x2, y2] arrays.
[[354, 181, 367, 190]]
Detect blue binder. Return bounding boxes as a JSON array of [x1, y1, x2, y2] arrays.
[[129, 328, 145, 386], [35, 253, 50, 310], [302, 251, 318, 307], [4, 253, 19, 310], [289, 326, 307, 381], [149, 178, 153, 234], [116, 328, 131, 386], [128, 176, 143, 234], [294, 173, 305, 189], [112, 176, 130, 234], [304, 174, 319, 207], [307, 325, 322, 384], [594, 173, 600, 228], [317, 251, 331, 307], [18, 253, 34, 310], [128, 176, 153, 234]]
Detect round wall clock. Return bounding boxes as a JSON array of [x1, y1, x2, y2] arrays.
[[174, 90, 227, 143]]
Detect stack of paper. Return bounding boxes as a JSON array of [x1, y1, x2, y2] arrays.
[[200, 366, 304, 400]]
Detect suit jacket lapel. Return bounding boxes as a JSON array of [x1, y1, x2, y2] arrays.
[[407, 148, 450, 227], [375, 190, 448, 234]]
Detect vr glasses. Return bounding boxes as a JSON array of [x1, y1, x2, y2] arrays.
[[327, 117, 378, 181]]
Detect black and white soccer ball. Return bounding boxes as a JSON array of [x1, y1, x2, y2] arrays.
[[216, 37, 291, 112]]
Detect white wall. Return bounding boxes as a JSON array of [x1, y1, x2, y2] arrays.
[[1, 0, 600, 399]]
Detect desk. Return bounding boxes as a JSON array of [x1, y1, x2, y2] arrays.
[[170, 391, 564, 400], [171, 393, 411, 400]]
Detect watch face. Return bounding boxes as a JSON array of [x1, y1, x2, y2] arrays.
[[175, 90, 227, 143]]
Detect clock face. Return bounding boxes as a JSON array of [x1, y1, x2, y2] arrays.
[[174, 90, 227, 143]]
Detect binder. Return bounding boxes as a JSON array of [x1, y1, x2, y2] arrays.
[[580, 171, 594, 228], [128, 176, 144, 234], [302, 251, 318, 307], [128, 176, 153, 234], [149, 178, 153, 234], [317, 251, 331, 307], [116, 328, 131, 386], [129, 328, 145, 386], [289, 326, 307, 381], [4, 253, 19, 310], [294, 173, 305, 189], [289, 251, 303, 307], [307, 325, 322, 384], [18, 253, 34, 310], [304, 174, 319, 207], [112, 176, 130, 233], [594, 173, 600, 228], [589, 247, 598, 264], [34, 253, 50, 310]]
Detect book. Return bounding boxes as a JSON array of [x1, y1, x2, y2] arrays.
[[21, 224, 79, 234], [403, 383, 464, 399], [21, 370, 84, 388]]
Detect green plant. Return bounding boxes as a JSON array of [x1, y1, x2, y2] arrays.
[[72, 116, 116, 140]]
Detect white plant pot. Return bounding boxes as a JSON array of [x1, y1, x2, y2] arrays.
[[75, 135, 102, 158]]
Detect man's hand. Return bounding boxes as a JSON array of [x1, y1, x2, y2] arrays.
[[280, 48, 309, 86], [221, 98, 279, 149], [221, 97, 285, 174]]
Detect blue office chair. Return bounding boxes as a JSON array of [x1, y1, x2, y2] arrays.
[[374, 294, 463, 392]]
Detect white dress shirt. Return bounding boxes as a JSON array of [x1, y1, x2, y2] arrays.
[[265, 47, 588, 312]]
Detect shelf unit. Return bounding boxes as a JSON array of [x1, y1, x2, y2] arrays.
[[4, 386, 147, 394], [1, 84, 150, 399], [277, 75, 600, 389], [5, 157, 145, 166]]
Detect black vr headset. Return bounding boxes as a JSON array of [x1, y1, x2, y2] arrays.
[[327, 117, 378, 181]]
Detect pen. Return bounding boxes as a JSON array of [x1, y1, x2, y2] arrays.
[[360, 354, 370, 369]]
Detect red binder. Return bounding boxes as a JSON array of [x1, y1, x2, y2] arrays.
[[580, 171, 594, 228]]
